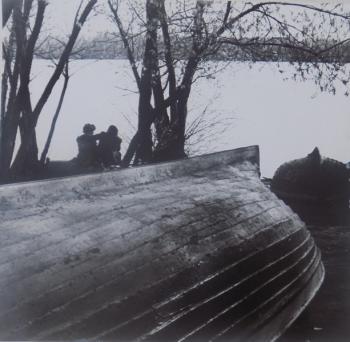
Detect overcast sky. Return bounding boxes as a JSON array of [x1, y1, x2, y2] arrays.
[[41, 0, 350, 39]]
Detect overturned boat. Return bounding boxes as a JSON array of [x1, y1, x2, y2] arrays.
[[0, 145, 324, 341], [271, 147, 349, 225]]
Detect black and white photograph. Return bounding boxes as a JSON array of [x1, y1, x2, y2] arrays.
[[1, 0, 350, 340]]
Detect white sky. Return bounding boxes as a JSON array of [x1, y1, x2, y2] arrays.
[[2, 0, 350, 38], [41, 0, 350, 38]]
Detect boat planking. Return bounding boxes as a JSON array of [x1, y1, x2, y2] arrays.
[[0, 145, 324, 341]]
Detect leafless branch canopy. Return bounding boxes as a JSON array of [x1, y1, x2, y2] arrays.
[[107, 0, 350, 165]]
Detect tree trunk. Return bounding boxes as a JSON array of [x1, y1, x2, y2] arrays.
[[40, 67, 69, 164], [136, 0, 159, 163], [9, 0, 96, 178], [0, 1, 23, 180], [2, 0, 21, 27], [121, 0, 160, 166], [153, 55, 199, 162], [0, 114, 19, 180], [0, 60, 9, 177], [152, 107, 188, 162], [10, 82, 39, 178], [10, 113, 39, 179], [121, 133, 139, 167]]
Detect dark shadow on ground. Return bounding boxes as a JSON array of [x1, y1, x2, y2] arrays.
[[0, 160, 108, 185]]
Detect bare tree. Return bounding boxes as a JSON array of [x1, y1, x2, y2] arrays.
[[1, 0, 97, 180], [109, 0, 350, 166], [1, 0, 46, 180]]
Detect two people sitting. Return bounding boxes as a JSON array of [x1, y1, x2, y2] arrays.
[[76, 123, 122, 169]]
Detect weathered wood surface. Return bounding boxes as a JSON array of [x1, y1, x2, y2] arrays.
[[0, 146, 324, 341]]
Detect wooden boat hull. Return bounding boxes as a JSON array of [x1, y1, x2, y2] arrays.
[[271, 150, 349, 225], [0, 146, 324, 341]]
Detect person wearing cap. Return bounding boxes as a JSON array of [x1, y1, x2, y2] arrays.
[[96, 125, 122, 167], [76, 123, 100, 168]]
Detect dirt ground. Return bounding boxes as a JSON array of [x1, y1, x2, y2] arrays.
[[281, 225, 350, 342]]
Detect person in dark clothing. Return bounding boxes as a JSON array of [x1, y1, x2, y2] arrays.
[[96, 125, 122, 167], [76, 123, 100, 168]]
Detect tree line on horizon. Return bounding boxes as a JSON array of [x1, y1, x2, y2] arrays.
[[34, 33, 350, 63]]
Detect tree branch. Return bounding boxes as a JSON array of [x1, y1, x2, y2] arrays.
[[23, 0, 34, 24], [159, 0, 177, 122], [2, 44, 14, 86], [216, 1, 350, 38], [2, 0, 21, 27], [223, 1, 232, 26], [108, 0, 141, 89], [40, 62, 70, 164], [33, 0, 97, 125], [22, 0, 47, 84]]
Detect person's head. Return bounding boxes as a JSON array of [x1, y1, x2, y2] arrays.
[[83, 123, 96, 135], [107, 125, 118, 136]]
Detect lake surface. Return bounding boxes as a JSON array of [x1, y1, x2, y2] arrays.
[[30, 59, 350, 177]]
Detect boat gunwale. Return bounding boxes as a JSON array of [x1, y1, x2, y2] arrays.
[[0, 145, 259, 189], [0, 145, 260, 211]]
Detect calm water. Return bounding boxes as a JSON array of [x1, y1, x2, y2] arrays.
[[30, 60, 350, 177]]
